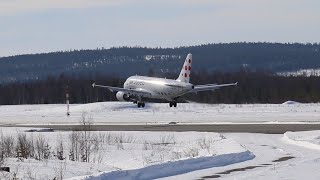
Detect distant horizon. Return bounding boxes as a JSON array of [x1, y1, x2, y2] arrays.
[[1, 41, 319, 58]]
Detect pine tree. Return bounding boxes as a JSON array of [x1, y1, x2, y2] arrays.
[[43, 144, 51, 160], [15, 146, 23, 162], [69, 150, 75, 161]]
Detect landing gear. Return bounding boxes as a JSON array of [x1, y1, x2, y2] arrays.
[[135, 95, 145, 108], [137, 102, 145, 108], [169, 102, 177, 107]]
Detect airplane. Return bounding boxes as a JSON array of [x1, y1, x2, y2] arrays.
[[92, 53, 237, 108]]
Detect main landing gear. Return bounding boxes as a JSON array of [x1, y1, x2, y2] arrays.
[[137, 102, 145, 108], [169, 102, 177, 107], [133, 98, 145, 108]]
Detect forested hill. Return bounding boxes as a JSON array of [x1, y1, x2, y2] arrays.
[[1, 42, 320, 84]]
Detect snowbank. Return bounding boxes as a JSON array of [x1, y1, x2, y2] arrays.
[[70, 151, 254, 180], [283, 131, 320, 150], [0, 128, 253, 179], [282, 101, 300, 105]]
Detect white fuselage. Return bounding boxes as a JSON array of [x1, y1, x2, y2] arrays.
[[93, 53, 236, 107], [124, 76, 193, 101]]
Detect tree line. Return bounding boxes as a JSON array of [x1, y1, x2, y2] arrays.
[[0, 71, 320, 105], [1, 42, 320, 84]]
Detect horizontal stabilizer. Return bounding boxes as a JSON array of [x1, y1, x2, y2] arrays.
[[190, 82, 238, 93], [92, 83, 152, 97]]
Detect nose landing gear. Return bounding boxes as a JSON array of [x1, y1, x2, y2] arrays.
[[169, 102, 177, 107], [137, 102, 145, 108]]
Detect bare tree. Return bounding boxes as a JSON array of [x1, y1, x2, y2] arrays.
[[53, 161, 66, 180], [183, 147, 199, 158], [16, 133, 33, 160], [3, 136, 15, 158], [68, 131, 79, 161], [80, 112, 91, 162], [80, 111, 93, 131], [35, 134, 46, 160]]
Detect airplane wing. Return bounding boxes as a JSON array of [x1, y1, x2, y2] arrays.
[[92, 83, 152, 97], [190, 82, 238, 93]]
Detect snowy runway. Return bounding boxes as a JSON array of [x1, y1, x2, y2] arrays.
[[1, 102, 320, 179], [0, 102, 319, 126]]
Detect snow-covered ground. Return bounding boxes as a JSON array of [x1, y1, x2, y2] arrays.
[[278, 68, 320, 77], [283, 130, 320, 150], [73, 131, 320, 180], [3, 128, 320, 180], [165, 132, 320, 180], [0, 102, 319, 125], [1, 103, 320, 179], [0, 127, 253, 179]]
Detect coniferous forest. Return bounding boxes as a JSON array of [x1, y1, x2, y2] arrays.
[[0, 70, 320, 105], [1, 42, 320, 84], [1, 43, 320, 105]]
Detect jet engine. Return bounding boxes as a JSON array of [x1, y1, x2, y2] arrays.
[[116, 91, 130, 101]]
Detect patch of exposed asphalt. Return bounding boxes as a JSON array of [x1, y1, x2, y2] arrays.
[[272, 156, 295, 162], [200, 156, 295, 179]]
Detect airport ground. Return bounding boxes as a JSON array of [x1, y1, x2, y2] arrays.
[[1, 102, 320, 179]]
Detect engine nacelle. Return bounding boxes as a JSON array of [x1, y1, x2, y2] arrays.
[[116, 91, 130, 101]]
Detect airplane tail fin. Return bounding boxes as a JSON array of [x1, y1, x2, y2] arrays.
[[176, 53, 192, 83]]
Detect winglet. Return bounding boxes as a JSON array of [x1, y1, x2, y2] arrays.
[[92, 83, 96, 88], [235, 82, 238, 86]]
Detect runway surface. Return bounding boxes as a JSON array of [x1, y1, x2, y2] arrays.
[[3, 123, 320, 134], [1, 102, 319, 125], [1, 102, 320, 133]]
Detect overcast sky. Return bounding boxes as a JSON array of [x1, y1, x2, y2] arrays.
[[0, 0, 319, 57]]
